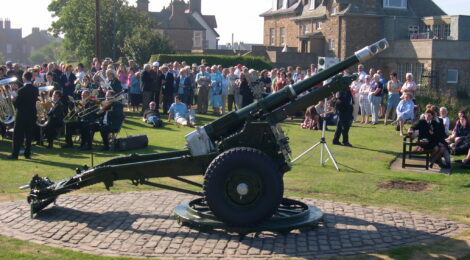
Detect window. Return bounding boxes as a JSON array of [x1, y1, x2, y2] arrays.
[[397, 63, 424, 84], [433, 24, 441, 39], [280, 27, 286, 46], [270, 28, 276, 46], [282, 0, 288, 8], [447, 69, 458, 83], [6, 44, 12, 54], [331, 6, 336, 15], [408, 25, 418, 38], [383, 0, 407, 9], [328, 39, 335, 50], [309, 0, 316, 9], [272, 0, 278, 10], [317, 21, 322, 30], [304, 24, 309, 34], [444, 24, 451, 39], [193, 31, 202, 48]]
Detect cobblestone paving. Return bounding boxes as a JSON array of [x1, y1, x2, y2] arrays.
[[0, 191, 467, 258]]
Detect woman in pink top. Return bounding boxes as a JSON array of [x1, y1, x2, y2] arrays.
[[117, 64, 128, 90]]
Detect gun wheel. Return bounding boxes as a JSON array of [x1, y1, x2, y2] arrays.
[[203, 147, 283, 226]]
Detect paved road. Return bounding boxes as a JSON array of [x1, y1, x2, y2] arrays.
[[0, 191, 467, 258]]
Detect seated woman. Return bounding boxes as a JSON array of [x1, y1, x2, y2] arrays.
[[168, 95, 196, 127], [301, 105, 320, 130], [447, 115, 470, 155], [396, 93, 415, 136], [408, 109, 450, 169], [439, 107, 451, 136]]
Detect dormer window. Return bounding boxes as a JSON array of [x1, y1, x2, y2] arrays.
[[383, 0, 407, 9]]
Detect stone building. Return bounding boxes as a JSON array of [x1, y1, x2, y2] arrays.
[[260, 0, 470, 94], [23, 27, 56, 61], [0, 19, 56, 64], [137, 0, 219, 52], [0, 19, 24, 63]]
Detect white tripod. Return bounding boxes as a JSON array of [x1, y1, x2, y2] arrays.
[[292, 98, 340, 171]]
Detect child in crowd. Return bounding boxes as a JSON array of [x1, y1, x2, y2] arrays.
[[301, 105, 320, 130]]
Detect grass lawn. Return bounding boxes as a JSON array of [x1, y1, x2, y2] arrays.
[[0, 111, 469, 259]]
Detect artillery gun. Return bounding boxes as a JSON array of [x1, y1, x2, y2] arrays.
[[23, 39, 389, 229]]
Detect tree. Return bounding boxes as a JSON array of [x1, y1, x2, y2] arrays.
[[28, 40, 67, 64], [121, 27, 175, 66], [48, 0, 158, 63]]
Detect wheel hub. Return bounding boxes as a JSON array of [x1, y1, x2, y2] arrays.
[[236, 183, 249, 196]]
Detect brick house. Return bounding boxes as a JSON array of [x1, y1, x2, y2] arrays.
[[260, 0, 470, 94], [23, 27, 56, 61], [0, 19, 24, 63], [137, 0, 219, 52]]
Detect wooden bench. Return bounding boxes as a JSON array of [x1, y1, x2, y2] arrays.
[[402, 135, 433, 170]]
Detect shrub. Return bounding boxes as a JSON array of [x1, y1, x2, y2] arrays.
[[416, 89, 469, 124], [149, 54, 272, 70]]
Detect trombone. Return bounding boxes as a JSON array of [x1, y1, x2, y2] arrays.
[[77, 92, 124, 118]]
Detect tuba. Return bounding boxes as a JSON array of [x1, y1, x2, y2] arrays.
[[36, 86, 55, 127], [0, 77, 18, 125]]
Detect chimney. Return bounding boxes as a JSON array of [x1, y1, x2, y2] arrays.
[[189, 0, 201, 13], [137, 0, 149, 12], [32, 27, 40, 34], [171, 0, 187, 16], [5, 18, 11, 29]]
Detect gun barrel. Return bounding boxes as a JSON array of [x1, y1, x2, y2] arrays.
[[202, 39, 389, 141]]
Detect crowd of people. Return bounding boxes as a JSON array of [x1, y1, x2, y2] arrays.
[[0, 58, 468, 169]]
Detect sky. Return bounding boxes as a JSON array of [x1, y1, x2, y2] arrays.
[[1, 0, 469, 44]]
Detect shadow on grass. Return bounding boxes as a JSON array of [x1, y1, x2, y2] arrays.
[[351, 144, 401, 157], [25, 157, 82, 169]]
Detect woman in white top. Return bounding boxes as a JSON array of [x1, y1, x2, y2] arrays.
[[439, 107, 451, 136], [350, 77, 361, 122], [401, 73, 417, 99], [358, 75, 372, 124]]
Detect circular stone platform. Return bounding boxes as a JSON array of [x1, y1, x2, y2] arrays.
[[0, 191, 467, 258]]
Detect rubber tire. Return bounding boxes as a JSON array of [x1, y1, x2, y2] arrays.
[[203, 147, 283, 226]]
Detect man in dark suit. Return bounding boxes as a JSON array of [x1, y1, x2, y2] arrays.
[[161, 64, 174, 114], [60, 64, 77, 98], [151, 62, 164, 111], [332, 88, 354, 147], [44, 90, 66, 148], [97, 90, 124, 151], [7, 71, 39, 159]]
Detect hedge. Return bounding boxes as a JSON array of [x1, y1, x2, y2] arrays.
[[149, 54, 273, 70]]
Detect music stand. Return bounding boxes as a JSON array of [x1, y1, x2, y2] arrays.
[[292, 98, 340, 171]]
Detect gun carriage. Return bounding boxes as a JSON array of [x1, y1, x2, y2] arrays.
[[23, 40, 389, 229]]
